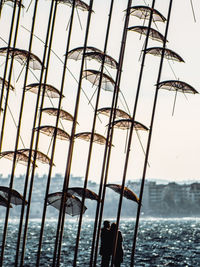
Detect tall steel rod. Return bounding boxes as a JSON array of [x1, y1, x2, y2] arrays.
[[52, 1, 94, 266], [131, 0, 174, 265], [15, 2, 56, 265], [0, 2, 23, 265], [110, 0, 156, 266], [73, 0, 115, 265], [93, 0, 132, 265], [36, 2, 76, 266], [14, 0, 39, 265], [0, 2, 18, 148], [19, 2, 58, 266]]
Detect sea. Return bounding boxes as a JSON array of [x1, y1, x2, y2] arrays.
[[0, 217, 200, 266]]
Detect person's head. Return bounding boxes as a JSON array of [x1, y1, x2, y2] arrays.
[[103, 220, 110, 229]]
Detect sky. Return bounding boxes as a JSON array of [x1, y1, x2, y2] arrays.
[[0, 0, 200, 184]]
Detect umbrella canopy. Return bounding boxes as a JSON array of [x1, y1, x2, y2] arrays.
[[0, 186, 28, 205], [106, 184, 139, 204], [0, 150, 36, 166], [0, 195, 13, 208], [18, 149, 55, 166], [2, 0, 25, 8], [67, 187, 99, 201], [74, 132, 112, 146], [42, 107, 75, 122], [144, 47, 185, 62], [110, 119, 149, 131], [157, 80, 198, 94], [82, 69, 115, 92], [0, 77, 14, 91], [55, 0, 93, 12], [128, 26, 167, 43], [0, 47, 42, 70], [67, 46, 102, 60], [128, 5, 166, 22], [47, 192, 87, 216], [97, 107, 131, 120], [84, 51, 118, 69], [34, 125, 71, 141], [25, 83, 64, 98]]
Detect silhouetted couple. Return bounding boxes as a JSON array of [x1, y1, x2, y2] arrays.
[[100, 220, 123, 267]]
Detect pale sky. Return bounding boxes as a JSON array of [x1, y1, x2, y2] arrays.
[[0, 0, 200, 184]]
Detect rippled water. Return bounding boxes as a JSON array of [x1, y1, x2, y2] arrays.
[[0, 217, 200, 266]]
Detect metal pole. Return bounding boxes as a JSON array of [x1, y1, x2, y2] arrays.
[[53, 1, 94, 266], [131, 1, 174, 265], [73, 0, 115, 265], [110, 0, 157, 266], [0, 2, 23, 265], [19, 1, 58, 266], [36, 2, 76, 266], [93, 0, 132, 265]]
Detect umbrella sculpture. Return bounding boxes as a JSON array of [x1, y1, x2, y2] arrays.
[[157, 80, 199, 115], [47, 192, 87, 216], [74, 132, 113, 146], [128, 26, 167, 43], [144, 47, 185, 62], [84, 51, 118, 69], [128, 5, 166, 23], [97, 107, 131, 120], [0, 150, 36, 166], [0, 195, 13, 208], [0, 47, 42, 70], [18, 149, 55, 166], [157, 80, 198, 94], [67, 187, 99, 201], [0, 77, 15, 91], [67, 46, 102, 60], [110, 119, 149, 131], [34, 125, 71, 141], [53, 0, 93, 12], [0, 186, 28, 205], [106, 184, 139, 204], [42, 107, 75, 122], [25, 83, 64, 98], [82, 69, 115, 92]]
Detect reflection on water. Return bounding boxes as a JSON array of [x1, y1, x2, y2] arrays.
[[0, 217, 200, 266]]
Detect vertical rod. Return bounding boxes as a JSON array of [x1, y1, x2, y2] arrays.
[[0, 2, 23, 265], [0, 2, 17, 111], [131, 0, 174, 265], [172, 89, 178, 116], [93, 0, 132, 265], [73, 0, 115, 265], [35, 2, 76, 266], [52, 1, 94, 266], [14, 0, 39, 265], [15, 1, 56, 265], [19, 2, 58, 266], [0, 2, 18, 148], [110, 0, 156, 266]]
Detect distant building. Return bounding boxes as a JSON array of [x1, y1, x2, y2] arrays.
[[1, 174, 200, 217]]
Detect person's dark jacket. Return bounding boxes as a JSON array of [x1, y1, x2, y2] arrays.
[[100, 227, 112, 256]]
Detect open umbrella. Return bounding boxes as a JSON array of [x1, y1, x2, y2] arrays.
[[0, 186, 28, 205], [47, 192, 87, 216], [106, 184, 139, 204]]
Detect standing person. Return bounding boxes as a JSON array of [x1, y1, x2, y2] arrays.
[[100, 220, 112, 267], [110, 223, 124, 267]]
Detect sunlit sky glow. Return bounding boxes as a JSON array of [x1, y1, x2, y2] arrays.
[[0, 0, 200, 184]]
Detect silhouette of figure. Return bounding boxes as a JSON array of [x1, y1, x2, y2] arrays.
[[110, 223, 124, 267], [100, 220, 112, 267]]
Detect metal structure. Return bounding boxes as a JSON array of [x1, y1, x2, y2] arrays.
[[0, 0, 197, 266]]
